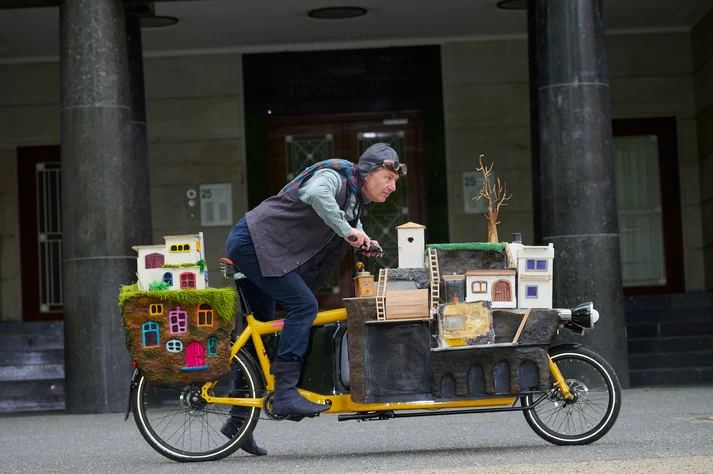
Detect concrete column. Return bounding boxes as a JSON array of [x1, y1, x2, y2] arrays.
[[60, 0, 151, 413], [529, 0, 630, 387], [125, 13, 152, 236]]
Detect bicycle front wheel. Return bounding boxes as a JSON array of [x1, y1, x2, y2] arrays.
[[521, 346, 621, 445], [132, 352, 263, 462]]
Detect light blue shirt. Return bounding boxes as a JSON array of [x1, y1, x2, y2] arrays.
[[298, 169, 364, 237]]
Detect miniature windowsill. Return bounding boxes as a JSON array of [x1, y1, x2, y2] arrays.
[[366, 317, 433, 324], [142, 345, 161, 349], [431, 342, 549, 351], [179, 366, 209, 372]]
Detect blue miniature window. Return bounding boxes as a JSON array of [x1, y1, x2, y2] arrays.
[[207, 337, 218, 356], [526, 259, 535, 270], [166, 340, 183, 353], [163, 272, 173, 286], [142, 322, 160, 347], [536, 260, 547, 270], [526, 286, 538, 298]]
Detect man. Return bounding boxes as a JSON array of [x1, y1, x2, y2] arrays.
[[221, 143, 406, 455]]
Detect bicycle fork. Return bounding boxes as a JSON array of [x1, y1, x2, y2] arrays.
[[548, 356, 574, 400]]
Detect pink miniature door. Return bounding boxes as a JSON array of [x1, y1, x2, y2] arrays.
[[185, 342, 205, 368]]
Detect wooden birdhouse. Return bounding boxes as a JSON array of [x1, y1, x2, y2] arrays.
[[396, 222, 426, 268]]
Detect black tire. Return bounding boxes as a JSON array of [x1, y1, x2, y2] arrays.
[[132, 352, 262, 462], [521, 346, 621, 445]]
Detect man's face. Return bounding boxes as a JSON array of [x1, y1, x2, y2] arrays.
[[362, 168, 399, 203]]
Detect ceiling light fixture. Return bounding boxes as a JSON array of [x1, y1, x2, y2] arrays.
[[308, 6, 368, 20], [496, 0, 527, 10], [140, 15, 179, 28]]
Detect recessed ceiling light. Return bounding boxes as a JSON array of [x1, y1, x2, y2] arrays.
[[140, 16, 179, 28], [496, 0, 527, 10], [308, 6, 368, 20]]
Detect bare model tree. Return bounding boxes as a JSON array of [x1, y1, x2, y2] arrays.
[[474, 154, 513, 243]]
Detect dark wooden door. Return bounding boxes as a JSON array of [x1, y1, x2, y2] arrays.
[[267, 111, 427, 310], [17, 146, 63, 321]]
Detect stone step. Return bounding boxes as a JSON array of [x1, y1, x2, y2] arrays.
[[625, 307, 713, 325], [625, 291, 713, 311], [626, 321, 713, 339], [629, 366, 713, 387], [628, 351, 713, 370], [627, 335, 713, 354]]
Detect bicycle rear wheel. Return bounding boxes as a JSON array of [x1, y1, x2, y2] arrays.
[[521, 346, 621, 445], [132, 351, 262, 462]]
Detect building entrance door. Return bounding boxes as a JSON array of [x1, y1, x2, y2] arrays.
[[267, 112, 427, 309]]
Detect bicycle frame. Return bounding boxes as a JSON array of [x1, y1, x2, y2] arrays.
[[198, 306, 570, 413]]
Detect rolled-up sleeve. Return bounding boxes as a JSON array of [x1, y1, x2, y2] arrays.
[[298, 170, 353, 237]]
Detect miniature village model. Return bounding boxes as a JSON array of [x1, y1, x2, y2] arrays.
[[119, 232, 237, 384], [343, 157, 563, 403]]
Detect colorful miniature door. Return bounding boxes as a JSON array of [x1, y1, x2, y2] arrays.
[[185, 342, 205, 368], [492, 281, 511, 302]]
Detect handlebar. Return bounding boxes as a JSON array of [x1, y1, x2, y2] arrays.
[[348, 235, 384, 256]]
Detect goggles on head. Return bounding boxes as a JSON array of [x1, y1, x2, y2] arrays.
[[382, 159, 407, 176]]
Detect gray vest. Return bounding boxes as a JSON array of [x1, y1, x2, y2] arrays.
[[245, 175, 361, 291]]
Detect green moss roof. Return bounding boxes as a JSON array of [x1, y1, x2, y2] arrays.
[[428, 242, 506, 253], [118, 284, 237, 322]]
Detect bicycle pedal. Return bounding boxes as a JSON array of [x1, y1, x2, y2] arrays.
[[286, 414, 307, 422]]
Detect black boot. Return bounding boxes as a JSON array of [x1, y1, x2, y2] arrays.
[[221, 394, 267, 456], [271, 361, 330, 416]]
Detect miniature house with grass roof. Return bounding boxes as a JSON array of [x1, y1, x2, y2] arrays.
[[133, 233, 208, 291]]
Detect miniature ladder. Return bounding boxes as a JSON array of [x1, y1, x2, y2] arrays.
[[376, 268, 388, 321], [428, 248, 440, 316]]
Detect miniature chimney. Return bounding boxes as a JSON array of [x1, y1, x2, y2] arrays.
[[396, 222, 426, 268]]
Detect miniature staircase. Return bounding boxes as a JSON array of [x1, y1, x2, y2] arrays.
[[428, 248, 440, 315], [376, 268, 388, 321]]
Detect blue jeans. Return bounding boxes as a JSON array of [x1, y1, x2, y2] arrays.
[[226, 217, 318, 363]]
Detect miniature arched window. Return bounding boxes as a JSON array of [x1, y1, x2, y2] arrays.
[[145, 253, 164, 269], [162, 272, 173, 286], [471, 281, 487, 293], [142, 322, 160, 347], [492, 280, 512, 302], [207, 337, 218, 356], [169, 306, 188, 334], [149, 304, 163, 315], [493, 362, 510, 394], [180, 272, 196, 289], [198, 304, 214, 326], [169, 243, 191, 253], [166, 339, 183, 353]]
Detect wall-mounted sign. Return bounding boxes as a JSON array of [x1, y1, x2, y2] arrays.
[[200, 183, 233, 227]]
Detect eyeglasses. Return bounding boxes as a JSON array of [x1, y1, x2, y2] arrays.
[[382, 159, 407, 176]]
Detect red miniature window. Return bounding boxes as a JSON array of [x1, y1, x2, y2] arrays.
[[180, 272, 196, 289], [145, 252, 164, 269]]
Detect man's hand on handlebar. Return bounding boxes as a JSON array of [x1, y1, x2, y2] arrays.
[[363, 239, 383, 258], [345, 228, 371, 250]]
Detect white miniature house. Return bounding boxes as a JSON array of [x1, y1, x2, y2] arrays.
[[515, 243, 554, 309], [133, 233, 208, 291], [396, 222, 426, 268], [465, 269, 517, 308]]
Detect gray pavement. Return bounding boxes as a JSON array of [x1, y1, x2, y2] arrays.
[[1, 386, 712, 473]]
